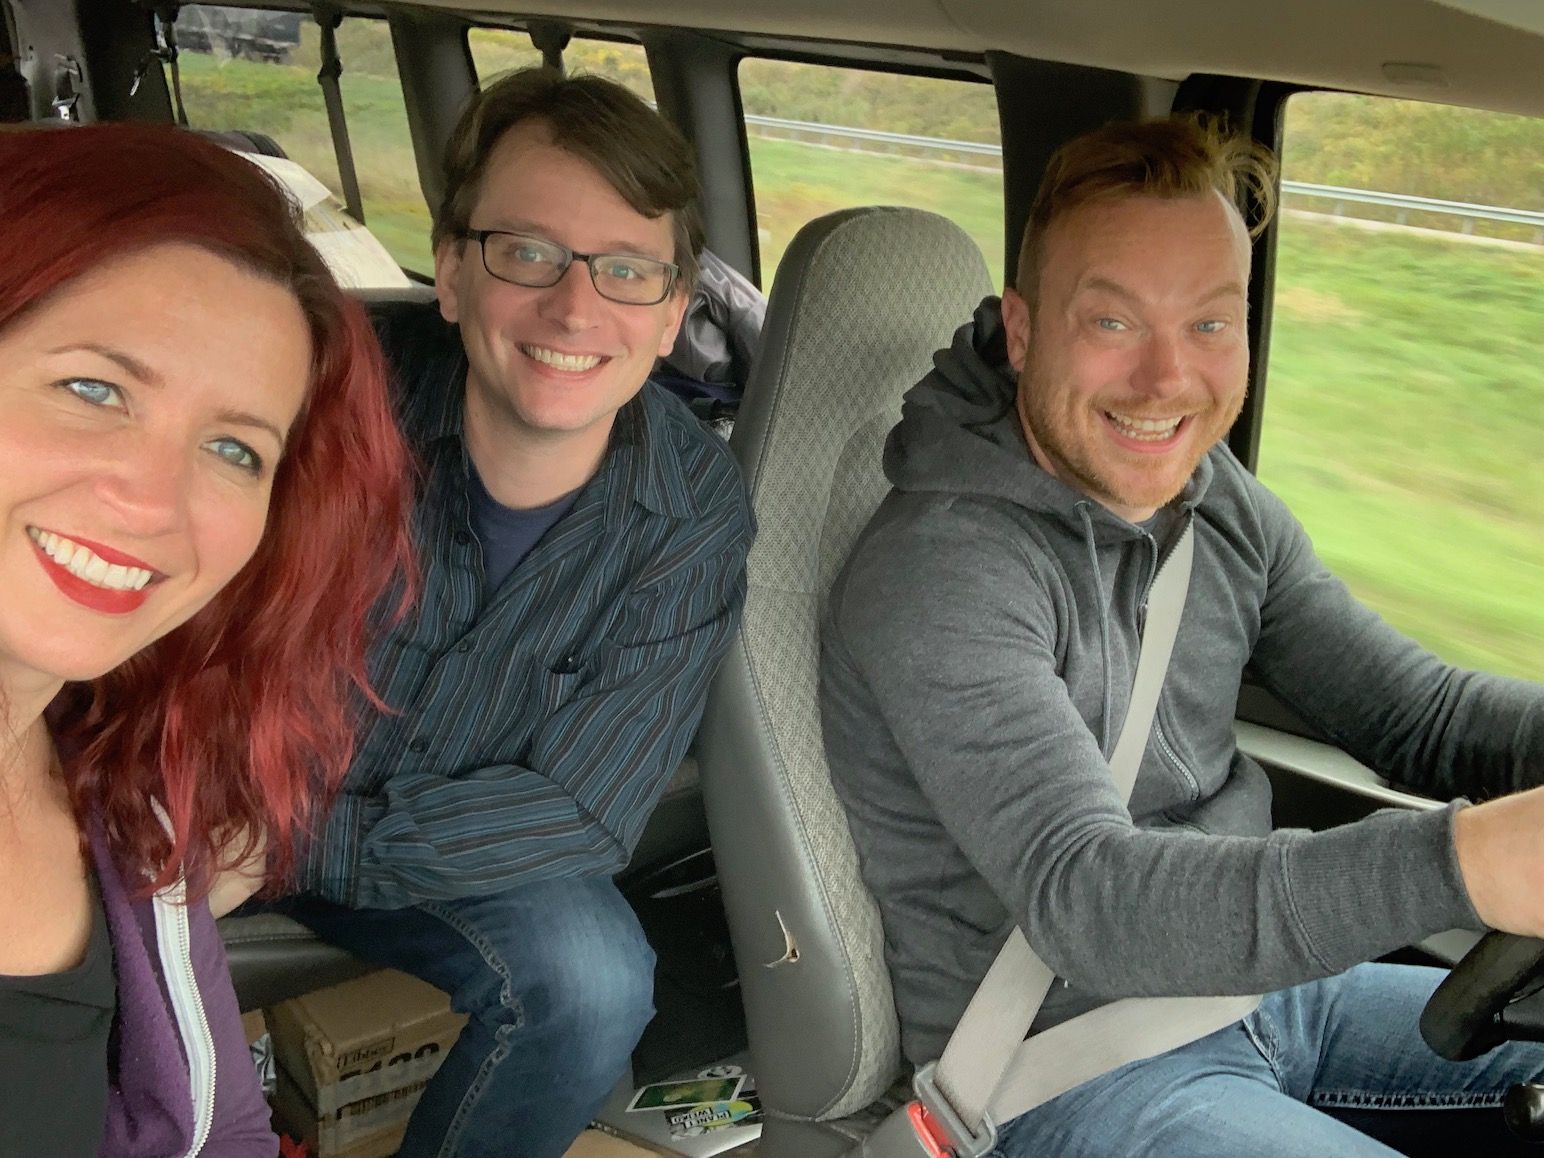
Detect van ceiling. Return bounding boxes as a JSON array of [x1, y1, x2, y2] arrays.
[[403, 0, 1544, 117]]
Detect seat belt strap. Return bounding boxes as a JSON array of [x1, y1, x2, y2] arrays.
[[906, 519, 1260, 1156], [313, 5, 366, 224], [986, 992, 1263, 1124], [929, 519, 1197, 1133]]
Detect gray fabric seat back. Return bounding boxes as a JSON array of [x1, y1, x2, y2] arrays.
[[697, 207, 993, 1125]]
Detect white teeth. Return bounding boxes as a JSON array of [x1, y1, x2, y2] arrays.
[[522, 345, 603, 372], [27, 528, 156, 591], [1108, 412, 1183, 441]]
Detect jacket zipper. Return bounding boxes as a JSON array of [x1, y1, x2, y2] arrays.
[[1137, 513, 1190, 622], [153, 877, 216, 1156], [1137, 514, 1199, 797]]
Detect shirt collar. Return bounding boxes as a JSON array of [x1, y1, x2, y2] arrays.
[[599, 384, 701, 524]]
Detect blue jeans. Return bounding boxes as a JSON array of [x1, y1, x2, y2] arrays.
[[280, 879, 656, 1158], [993, 963, 1544, 1156]]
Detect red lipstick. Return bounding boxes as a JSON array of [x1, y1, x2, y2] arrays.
[[29, 531, 159, 615]]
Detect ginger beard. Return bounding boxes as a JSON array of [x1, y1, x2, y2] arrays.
[[1005, 191, 1253, 524]]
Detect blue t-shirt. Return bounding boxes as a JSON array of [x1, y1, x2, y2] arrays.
[[467, 462, 580, 592]]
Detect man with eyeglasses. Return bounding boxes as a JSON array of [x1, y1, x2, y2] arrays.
[[276, 68, 754, 1158]]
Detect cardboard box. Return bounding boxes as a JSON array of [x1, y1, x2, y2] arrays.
[[267, 969, 467, 1158], [565, 1130, 671, 1157], [272, 1071, 413, 1158], [241, 1008, 268, 1046]]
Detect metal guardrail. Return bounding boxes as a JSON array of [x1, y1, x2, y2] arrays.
[[743, 113, 1002, 157], [745, 114, 1544, 236], [1281, 181, 1544, 233]]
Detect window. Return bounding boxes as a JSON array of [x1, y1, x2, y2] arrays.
[[468, 30, 653, 105], [738, 58, 1004, 289], [176, 5, 431, 277], [1259, 92, 1544, 678]]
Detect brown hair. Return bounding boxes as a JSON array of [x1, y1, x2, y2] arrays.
[[434, 66, 704, 293], [1015, 114, 1278, 303]]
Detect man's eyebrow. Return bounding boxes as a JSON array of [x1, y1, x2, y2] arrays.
[[490, 220, 671, 260], [1075, 277, 1247, 306], [1075, 276, 1142, 304], [51, 342, 162, 386], [1195, 281, 1248, 305]]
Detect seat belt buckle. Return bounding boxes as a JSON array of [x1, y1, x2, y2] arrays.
[[849, 1100, 953, 1157], [911, 1060, 998, 1157]]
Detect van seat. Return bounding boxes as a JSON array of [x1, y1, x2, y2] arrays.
[[696, 206, 993, 1156]]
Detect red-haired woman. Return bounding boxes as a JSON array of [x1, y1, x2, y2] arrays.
[[0, 123, 415, 1156]]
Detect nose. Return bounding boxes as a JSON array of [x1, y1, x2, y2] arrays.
[[1131, 331, 1189, 398], [93, 435, 192, 537], [536, 259, 605, 330]]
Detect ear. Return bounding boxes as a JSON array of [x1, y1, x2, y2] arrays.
[[1001, 287, 1033, 374], [434, 238, 466, 325], [656, 285, 690, 358]]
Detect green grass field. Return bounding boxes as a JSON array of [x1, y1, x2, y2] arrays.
[[748, 137, 1005, 289], [1261, 219, 1544, 677], [173, 47, 1544, 679]]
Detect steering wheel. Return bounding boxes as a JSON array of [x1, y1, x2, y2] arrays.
[[1420, 930, 1544, 1062], [1420, 930, 1544, 1141]]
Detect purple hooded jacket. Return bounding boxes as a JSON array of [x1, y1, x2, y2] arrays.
[[89, 830, 276, 1157]]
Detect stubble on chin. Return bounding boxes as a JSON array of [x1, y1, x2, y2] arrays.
[[1018, 393, 1205, 518]]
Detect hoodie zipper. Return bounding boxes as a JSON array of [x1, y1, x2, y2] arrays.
[[1137, 513, 1202, 800], [153, 877, 216, 1156]]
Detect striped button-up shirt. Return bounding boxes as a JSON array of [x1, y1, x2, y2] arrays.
[[298, 302, 754, 909]]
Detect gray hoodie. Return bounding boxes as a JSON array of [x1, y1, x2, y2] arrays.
[[820, 297, 1543, 1065]]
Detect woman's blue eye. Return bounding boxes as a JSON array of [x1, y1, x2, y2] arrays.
[[63, 378, 125, 408], [206, 437, 262, 475]]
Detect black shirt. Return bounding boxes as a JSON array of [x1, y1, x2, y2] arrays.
[[466, 460, 580, 593], [0, 880, 115, 1157]]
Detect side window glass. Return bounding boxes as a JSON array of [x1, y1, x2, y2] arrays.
[[176, 5, 430, 279], [334, 19, 432, 274], [738, 58, 1003, 289], [1260, 92, 1544, 677], [468, 31, 653, 104]]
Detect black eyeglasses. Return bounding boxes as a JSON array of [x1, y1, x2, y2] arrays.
[[462, 229, 680, 306]]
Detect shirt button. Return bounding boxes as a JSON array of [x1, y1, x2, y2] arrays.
[[409, 737, 429, 753], [457, 641, 473, 654], [454, 531, 473, 546]]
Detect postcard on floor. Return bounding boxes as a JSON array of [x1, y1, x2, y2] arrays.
[[666, 1094, 763, 1139], [625, 1076, 745, 1113]]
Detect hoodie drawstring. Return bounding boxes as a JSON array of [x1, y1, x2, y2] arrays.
[[1076, 502, 1115, 755]]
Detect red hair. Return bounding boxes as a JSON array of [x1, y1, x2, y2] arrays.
[[0, 123, 417, 894]]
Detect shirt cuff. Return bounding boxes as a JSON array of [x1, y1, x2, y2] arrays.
[[295, 793, 387, 904]]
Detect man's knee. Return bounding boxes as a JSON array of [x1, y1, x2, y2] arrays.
[[431, 878, 656, 1045]]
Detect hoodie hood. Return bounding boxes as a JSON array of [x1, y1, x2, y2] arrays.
[[883, 295, 1215, 542]]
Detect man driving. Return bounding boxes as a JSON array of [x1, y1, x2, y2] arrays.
[[821, 114, 1544, 1155]]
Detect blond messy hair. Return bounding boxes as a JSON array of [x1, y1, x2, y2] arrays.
[[1014, 114, 1278, 304]]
